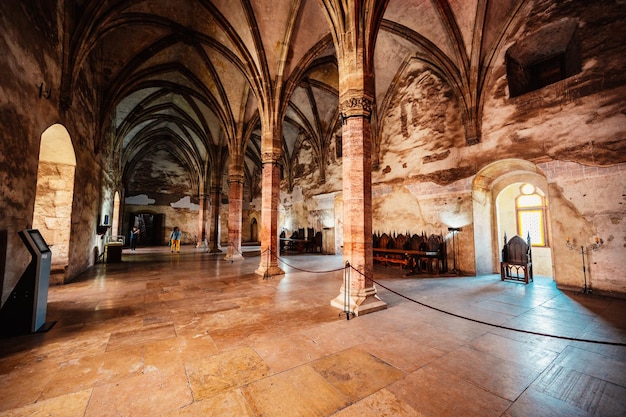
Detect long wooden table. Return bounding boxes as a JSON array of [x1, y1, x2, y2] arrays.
[[373, 247, 443, 275], [280, 238, 310, 253]]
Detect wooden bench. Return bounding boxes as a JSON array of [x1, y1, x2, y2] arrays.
[[373, 232, 447, 274], [500, 233, 533, 284]]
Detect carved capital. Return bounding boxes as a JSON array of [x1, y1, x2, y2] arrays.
[[261, 152, 282, 166], [340, 94, 374, 125], [228, 173, 245, 185]]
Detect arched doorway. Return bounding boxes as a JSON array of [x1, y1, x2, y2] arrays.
[[496, 182, 553, 277], [112, 191, 121, 236], [472, 159, 553, 277], [250, 218, 259, 243], [32, 124, 76, 284]]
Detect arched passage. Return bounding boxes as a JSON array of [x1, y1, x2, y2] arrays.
[[250, 218, 259, 243], [112, 191, 121, 235], [472, 159, 552, 277], [33, 124, 76, 284]]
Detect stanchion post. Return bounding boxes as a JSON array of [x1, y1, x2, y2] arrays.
[[339, 261, 355, 320]]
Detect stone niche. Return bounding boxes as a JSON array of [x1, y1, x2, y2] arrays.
[[506, 18, 581, 98]]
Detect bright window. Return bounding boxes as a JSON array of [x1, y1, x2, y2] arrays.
[[516, 183, 548, 247]]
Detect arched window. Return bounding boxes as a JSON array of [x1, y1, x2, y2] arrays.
[[516, 183, 548, 247]]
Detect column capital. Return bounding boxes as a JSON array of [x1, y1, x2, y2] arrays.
[[340, 92, 374, 125], [228, 173, 245, 185], [262, 152, 282, 166]]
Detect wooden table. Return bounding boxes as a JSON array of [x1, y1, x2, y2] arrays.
[[373, 248, 442, 275], [280, 238, 309, 253]]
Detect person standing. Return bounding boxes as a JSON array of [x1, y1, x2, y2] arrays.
[[129, 226, 140, 251], [170, 226, 182, 253]]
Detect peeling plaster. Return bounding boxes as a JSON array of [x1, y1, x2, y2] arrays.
[[125, 194, 156, 205], [171, 196, 200, 210]]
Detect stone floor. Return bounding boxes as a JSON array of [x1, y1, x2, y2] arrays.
[[1, 246, 625, 417]]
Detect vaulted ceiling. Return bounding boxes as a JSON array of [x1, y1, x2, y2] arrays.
[[65, 0, 528, 196]]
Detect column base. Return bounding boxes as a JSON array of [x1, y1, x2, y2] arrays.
[[330, 284, 387, 316], [224, 253, 244, 262], [196, 239, 208, 248], [255, 264, 285, 278], [208, 246, 222, 253]]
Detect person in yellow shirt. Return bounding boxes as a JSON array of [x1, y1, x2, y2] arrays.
[[169, 226, 182, 253]]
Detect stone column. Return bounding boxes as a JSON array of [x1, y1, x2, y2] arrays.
[[225, 169, 245, 262], [255, 151, 284, 277], [208, 186, 221, 253], [330, 92, 386, 315], [196, 192, 208, 248]]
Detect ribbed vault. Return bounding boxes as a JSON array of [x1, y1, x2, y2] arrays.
[[59, 0, 529, 229]]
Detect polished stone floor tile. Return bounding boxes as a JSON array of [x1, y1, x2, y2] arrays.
[[186, 346, 270, 401], [534, 362, 626, 416], [251, 331, 330, 373], [358, 332, 446, 373], [1, 248, 625, 416], [85, 365, 192, 417], [242, 365, 350, 417], [0, 389, 92, 417], [430, 345, 539, 401], [470, 332, 559, 369], [106, 323, 177, 351], [331, 388, 423, 417], [503, 386, 592, 417], [310, 348, 405, 402], [40, 346, 144, 399], [387, 366, 512, 417], [158, 389, 256, 417]]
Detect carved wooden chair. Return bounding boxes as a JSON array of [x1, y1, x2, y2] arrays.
[[419, 234, 443, 274], [394, 234, 407, 250], [500, 233, 533, 284]]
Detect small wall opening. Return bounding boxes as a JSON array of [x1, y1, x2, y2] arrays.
[[33, 124, 76, 284], [506, 18, 581, 97], [112, 191, 121, 235]]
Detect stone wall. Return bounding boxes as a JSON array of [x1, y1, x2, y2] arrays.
[[278, 1, 626, 295], [0, 2, 104, 302], [32, 161, 75, 271]]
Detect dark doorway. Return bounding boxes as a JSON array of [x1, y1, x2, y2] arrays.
[[250, 218, 259, 243], [128, 213, 164, 246]]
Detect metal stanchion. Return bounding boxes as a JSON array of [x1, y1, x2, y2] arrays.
[[339, 261, 355, 320]]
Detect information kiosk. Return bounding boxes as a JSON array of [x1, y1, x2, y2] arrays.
[[0, 229, 54, 336]]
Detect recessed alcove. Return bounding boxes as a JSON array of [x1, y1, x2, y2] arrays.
[[506, 18, 582, 97]]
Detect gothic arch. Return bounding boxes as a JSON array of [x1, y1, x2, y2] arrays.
[[472, 159, 550, 276], [33, 124, 76, 284]]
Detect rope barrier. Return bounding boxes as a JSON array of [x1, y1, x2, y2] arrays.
[[255, 248, 349, 275], [346, 263, 626, 347], [248, 248, 625, 346]]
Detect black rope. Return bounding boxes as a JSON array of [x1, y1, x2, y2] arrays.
[[346, 264, 626, 347], [251, 249, 625, 346]]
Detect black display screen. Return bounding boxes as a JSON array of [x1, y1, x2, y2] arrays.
[[28, 229, 50, 252]]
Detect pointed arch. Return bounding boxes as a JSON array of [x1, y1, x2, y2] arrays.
[[472, 159, 552, 276], [33, 124, 76, 284]]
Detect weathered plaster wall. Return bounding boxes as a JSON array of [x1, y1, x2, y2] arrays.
[[124, 203, 198, 245], [62, 61, 105, 281], [543, 161, 626, 295], [278, 1, 625, 294], [123, 149, 199, 245], [1, 2, 104, 301]]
